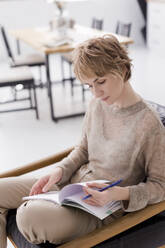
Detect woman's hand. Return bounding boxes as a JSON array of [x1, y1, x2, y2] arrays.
[[29, 167, 63, 196], [83, 182, 129, 207]]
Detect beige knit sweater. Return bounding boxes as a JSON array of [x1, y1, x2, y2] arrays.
[[58, 98, 165, 212]]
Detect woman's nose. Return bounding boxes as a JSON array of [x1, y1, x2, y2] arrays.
[[92, 87, 102, 98]]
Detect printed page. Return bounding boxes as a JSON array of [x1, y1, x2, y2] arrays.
[[59, 180, 110, 203], [63, 191, 121, 220], [22, 180, 109, 204], [23, 191, 60, 204]]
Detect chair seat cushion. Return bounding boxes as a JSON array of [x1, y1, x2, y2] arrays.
[[11, 53, 45, 67], [0, 66, 33, 85]]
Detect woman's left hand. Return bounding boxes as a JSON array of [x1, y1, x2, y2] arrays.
[[83, 182, 129, 206]]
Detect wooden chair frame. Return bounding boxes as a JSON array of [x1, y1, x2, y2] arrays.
[[1, 147, 165, 248]]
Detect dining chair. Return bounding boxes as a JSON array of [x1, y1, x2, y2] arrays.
[[0, 25, 46, 88], [60, 18, 104, 101], [0, 66, 39, 119], [2, 100, 165, 248], [115, 21, 132, 37]]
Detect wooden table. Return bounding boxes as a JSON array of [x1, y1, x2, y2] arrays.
[[10, 25, 134, 122]]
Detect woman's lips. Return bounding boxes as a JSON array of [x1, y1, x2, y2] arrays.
[[102, 96, 109, 101]]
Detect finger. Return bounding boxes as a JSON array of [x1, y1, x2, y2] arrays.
[[42, 177, 55, 192], [30, 180, 46, 195], [86, 182, 108, 189], [30, 176, 49, 195], [82, 186, 90, 195], [29, 185, 39, 196], [84, 187, 102, 199]]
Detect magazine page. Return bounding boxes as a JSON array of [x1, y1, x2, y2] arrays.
[[63, 190, 121, 220], [22, 180, 109, 204], [23, 191, 60, 204], [22, 180, 120, 219], [59, 180, 110, 203]]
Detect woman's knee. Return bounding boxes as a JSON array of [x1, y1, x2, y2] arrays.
[[16, 200, 45, 244], [16, 200, 100, 245], [16, 200, 68, 244]]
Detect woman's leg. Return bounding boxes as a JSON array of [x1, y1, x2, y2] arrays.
[[16, 198, 104, 245], [0, 177, 37, 248]]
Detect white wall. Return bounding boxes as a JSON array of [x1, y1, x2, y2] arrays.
[[0, 0, 145, 62]]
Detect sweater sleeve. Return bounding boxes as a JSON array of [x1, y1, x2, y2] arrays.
[[122, 124, 165, 212], [56, 106, 90, 184]]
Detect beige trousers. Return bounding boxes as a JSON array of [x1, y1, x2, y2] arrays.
[[0, 177, 124, 248]]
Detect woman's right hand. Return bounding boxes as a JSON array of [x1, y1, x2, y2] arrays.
[[29, 167, 63, 196]]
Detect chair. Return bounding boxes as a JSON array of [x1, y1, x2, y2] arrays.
[[2, 101, 165, 248], [115, 21, 132, 37], [91, 17, 104, 30], [0, 25, 45, 88], [61, 18, 103, 101], [0, 66, 39, 119]]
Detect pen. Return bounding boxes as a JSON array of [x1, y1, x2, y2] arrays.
[[82, 179, 122, 200]]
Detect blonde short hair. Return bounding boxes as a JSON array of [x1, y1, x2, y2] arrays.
[[72, 34, 132, 82]]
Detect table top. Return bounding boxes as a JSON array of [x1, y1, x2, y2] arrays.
[[10, 24, 134, 55]]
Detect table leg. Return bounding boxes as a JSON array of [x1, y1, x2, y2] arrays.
[[45, 54, 85, 122], [45, 54, 57, 122]]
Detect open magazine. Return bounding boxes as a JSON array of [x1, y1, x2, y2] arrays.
[[23, 180, 121, 220]]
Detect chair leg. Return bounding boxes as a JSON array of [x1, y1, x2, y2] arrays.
[[11, 86, 17, 101], [29, 87, 33, 108], [61, 56, 65, 87], [69, 62, 74, 97], [32, 84, 39, 119], [39, 66, 44, 88]]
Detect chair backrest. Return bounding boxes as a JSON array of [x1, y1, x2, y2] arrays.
[[0, 25, 15, 62], [91, 18, 103, 30], [115, 21, 132, 37]]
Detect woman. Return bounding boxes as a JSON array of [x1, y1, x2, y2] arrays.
[[1, 35, 165, 247]]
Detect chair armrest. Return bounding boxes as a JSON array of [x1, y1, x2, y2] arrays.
[[0, 147, 73, 179], [58, 200, 165, 248]]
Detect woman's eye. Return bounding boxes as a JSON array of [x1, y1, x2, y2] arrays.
[[98, 80, 105, 85]]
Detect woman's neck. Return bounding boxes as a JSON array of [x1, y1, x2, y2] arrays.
[[114, 82, 141, 108]]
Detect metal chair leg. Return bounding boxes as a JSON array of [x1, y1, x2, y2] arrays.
[[29, 87, 33, 108], [39, 65, 43, 88], [61, 56, 65, 87], [32, 83, 39, 119], [69, 62, 74, 96], [11, 86, 17, 101]]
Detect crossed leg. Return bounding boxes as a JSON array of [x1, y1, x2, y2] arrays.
[[0, 177, 37, 248], [16, 197, 103, 245]]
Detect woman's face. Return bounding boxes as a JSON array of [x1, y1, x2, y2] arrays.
[[84, 73, 125, 105]]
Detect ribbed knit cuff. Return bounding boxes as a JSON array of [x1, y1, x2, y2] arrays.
[[121, 185, 149, 212]]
